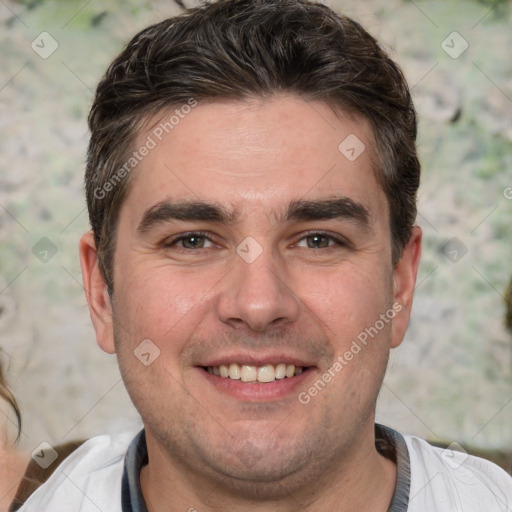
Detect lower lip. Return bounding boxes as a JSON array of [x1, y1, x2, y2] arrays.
[[198, 368, 313, 401]]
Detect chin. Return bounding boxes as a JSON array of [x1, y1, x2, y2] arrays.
[[192, 428, 318, 493], [208, 454, 313, 501]]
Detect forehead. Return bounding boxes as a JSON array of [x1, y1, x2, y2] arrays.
[[121, 95, 386, 224]]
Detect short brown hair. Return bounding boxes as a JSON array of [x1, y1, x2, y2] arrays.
[[86, 0, 420, 294]]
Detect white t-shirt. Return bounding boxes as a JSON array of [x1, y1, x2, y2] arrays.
[[17, 425, 512, 511]]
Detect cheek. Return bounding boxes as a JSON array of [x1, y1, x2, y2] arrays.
[[296, 264, 392, 337], [113, 263, 219, 349]]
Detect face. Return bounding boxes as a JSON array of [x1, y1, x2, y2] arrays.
[[81, 95, 421, 496]]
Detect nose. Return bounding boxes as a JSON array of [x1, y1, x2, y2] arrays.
[[216, 248, 301, 332]]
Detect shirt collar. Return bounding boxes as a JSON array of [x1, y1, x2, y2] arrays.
[[121, 424, 410, 512]]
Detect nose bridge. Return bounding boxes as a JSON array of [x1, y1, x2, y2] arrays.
[[216, 240, 300, 331], [237, 247, 281, 300]]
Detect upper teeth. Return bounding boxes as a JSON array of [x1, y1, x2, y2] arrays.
[[206, 363, 304, 383]]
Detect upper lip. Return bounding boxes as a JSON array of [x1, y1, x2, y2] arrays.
[[196, 353, 316, 368]]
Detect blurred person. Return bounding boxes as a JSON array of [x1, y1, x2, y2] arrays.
[[18, 1, 512, 511], [505, 276, 511, 333], [0, 354, 83, 512], [0, 354, 26, 512]]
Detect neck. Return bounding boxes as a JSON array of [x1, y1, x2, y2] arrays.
[[140, 424, 396, 512]]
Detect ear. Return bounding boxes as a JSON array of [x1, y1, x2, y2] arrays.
[[79, 231, 115, 354], [390, 226, 422, 349]]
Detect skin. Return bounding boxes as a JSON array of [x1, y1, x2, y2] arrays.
[[80, 95, 422, 511], [0, 440, 27, 512]]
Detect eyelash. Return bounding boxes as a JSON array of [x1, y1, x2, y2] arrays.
[[297, 230, 349, 249], [164, 231, 214, 249], [164, 231, 349, 250]]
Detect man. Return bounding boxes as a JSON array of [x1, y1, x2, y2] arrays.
[[19, 0, 512, 510]]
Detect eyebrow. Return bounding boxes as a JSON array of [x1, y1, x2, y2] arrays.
[[284, 198, 370, 228], [137, 197, 370, 234], [137, 201, 237, 233]]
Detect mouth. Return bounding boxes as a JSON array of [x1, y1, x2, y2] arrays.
[[197, 354, 316, 401], [203, 363, 305, 383]]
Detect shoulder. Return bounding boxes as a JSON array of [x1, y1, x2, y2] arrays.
[[17, 431, 136, 512], [403, 433, 512, 511]]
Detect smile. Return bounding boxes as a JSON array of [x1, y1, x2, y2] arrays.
[[205, 363, 305, 383]]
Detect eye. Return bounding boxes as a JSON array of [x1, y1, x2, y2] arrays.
[[165, 232, 214, 250], [296, 232, 346, 249], [305, 234, 331, 249]]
